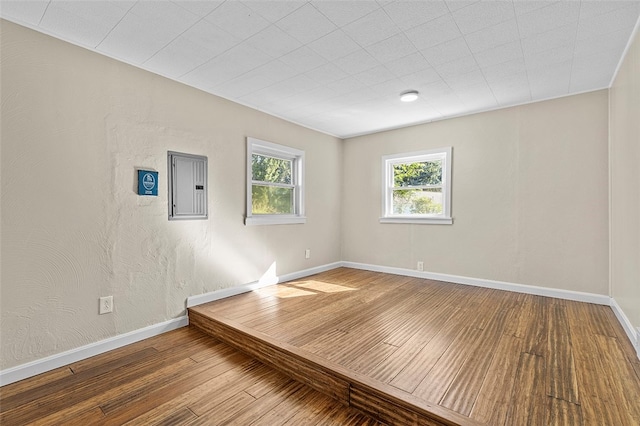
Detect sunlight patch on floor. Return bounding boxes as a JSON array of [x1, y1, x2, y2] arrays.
[[256, 285, 317, 298], [293, 281, 357, 293]]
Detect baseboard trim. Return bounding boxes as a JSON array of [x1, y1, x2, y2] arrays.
[[343, 261, 640, 359], [3, 260, 633, 385], [610, 298, 640, 360], [0, 316, 188, 387], [1, 262, 342, 386], [341, 261, 611, 305], [186, 261, 342, 308]]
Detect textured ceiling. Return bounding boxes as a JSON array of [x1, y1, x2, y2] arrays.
[[2, 0, 639, 138]]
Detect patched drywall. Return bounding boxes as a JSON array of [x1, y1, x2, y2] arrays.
[[342, 91, 610, 295], [0, 21, 342, 370], [610, 26, 640, 336]]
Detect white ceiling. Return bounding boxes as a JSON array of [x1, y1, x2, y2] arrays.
[[2, 1, 639, 138]]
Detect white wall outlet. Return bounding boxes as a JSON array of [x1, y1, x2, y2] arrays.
[[305, 249, 311, 259], [417, 261, 424, 271], [99, 296, 113, 314]]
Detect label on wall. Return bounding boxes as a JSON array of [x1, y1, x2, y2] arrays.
[[138, 170, 158, 196]]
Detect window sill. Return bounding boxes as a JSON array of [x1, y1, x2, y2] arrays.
[[245, 215, 307, 226], [379, 216, 453, 225]]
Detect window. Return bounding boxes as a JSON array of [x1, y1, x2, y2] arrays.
[[246, 137, 305, 225], [168, 151, 208, 220], [381, 147, 452, 224]]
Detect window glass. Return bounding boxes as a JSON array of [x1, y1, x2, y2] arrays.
[[246, 137, 305, 225], [252, 154, 292, 185], [392, 160, 442, 186], [381, 147, 452, 225], [252, 185, 294, 215], [392, 188, 443, 215]]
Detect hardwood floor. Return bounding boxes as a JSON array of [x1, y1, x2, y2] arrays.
[[3, 268, 638, 425], [189, 267, 640, 426], [0, 327, 381, 425]]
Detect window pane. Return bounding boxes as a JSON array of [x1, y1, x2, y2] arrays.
[[392, 188, 443, 215], [393, 160, 442, 187], [252, 185, 294, 214], [252, 154, 292, 184]]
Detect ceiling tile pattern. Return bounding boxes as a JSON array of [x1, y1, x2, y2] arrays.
[[2, 0, 639, 137]]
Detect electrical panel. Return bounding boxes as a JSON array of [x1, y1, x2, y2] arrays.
[[168, 151, 207, 220]]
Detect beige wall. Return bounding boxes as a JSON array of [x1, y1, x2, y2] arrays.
[[342, 91, 610, 295], [610, 27, 640, 335], [0, 21, 342, 369], [0, 17, 626, 371]]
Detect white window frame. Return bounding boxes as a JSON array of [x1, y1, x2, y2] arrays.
[[246, 137, 305, 226], [380, 147, 453, 225]]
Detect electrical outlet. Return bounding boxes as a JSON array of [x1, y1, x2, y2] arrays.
[[99, 296, 113, 314], [417, 261, 424, 271], [305, 249, 311, 259]]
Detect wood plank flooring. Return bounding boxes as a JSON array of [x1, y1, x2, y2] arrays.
[[0, 327, 381, 425], [189, 267, 640, 426]]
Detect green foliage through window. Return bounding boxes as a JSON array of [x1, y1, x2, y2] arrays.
[[393, 188, 443, 215], [393, 160, 442, 187], [391, 159, 443, 215], [252, 154, 291, 184], [251, 153, 294, 215], [382, 148, 451, 222], [252, 185, 293, 214], [247, 138, 304, 224]]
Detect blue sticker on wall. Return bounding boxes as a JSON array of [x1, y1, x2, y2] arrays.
[[138, 170, 158, 196]]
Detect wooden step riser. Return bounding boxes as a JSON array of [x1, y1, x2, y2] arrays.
[[188, 309, 484, 426]]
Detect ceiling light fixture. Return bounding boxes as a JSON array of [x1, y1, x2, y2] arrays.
[[400, 90, 419, 102]]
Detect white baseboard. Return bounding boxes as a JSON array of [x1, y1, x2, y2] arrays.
[[186, 279, 274, 308], [186, 261, 342, 308], [278, 261, 344, 283], [341, 261, 611, 305], [610, 298, 640, 360], [0, 316, 188, 387], [1, 262, 342, 387], [344, 261, 639, 360], [3, 260, 636, 386]]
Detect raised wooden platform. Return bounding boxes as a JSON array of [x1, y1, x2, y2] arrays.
[[189, 309, 475, 426], [189, 267, 640, 426]]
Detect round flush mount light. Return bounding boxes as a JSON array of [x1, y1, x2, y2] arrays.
[[400, 90, 419, 102]]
